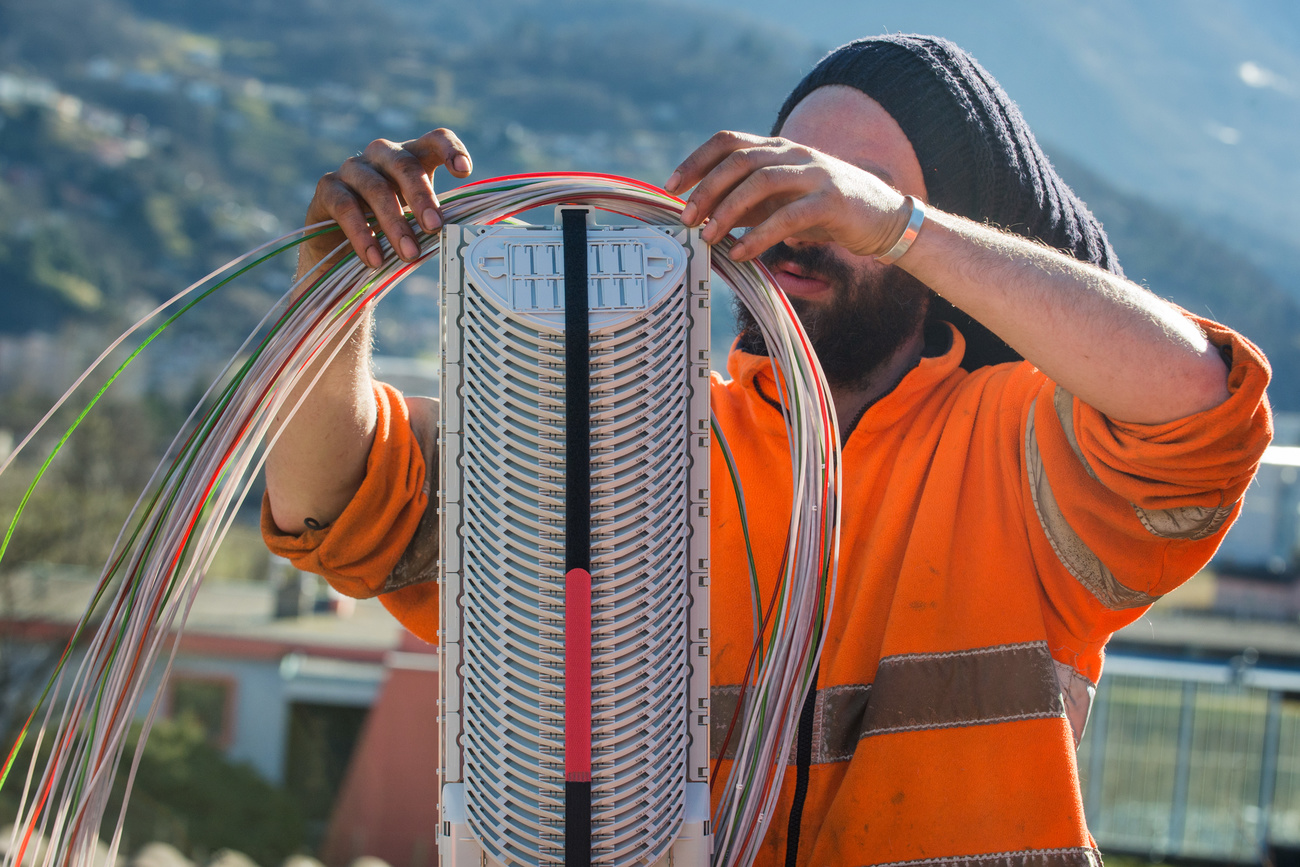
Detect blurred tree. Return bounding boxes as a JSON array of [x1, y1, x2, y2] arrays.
[[1, 717, 307, 866], [109, 717, 306, 864]]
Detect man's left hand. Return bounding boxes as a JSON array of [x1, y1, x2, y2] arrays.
[[665, 131, 911, 262]]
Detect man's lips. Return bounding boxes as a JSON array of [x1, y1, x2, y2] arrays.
[[770, 262, 832, 299]]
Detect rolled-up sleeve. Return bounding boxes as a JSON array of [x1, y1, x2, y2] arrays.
[[261, 381, 437, 633], [261, 382, 444, 644], [1026, 315, 1273, 641]]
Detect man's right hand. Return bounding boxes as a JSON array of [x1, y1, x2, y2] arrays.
[[298, 128, 474, 280], [267, 129, 471, 536]]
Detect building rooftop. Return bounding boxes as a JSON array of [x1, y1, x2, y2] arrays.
[[0, 563, 408, 661]]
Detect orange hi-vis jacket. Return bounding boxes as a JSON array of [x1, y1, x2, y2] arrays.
[[264, 317, 1272, 867]]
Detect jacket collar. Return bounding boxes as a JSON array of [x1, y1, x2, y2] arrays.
[[723, 323, 968, 439]]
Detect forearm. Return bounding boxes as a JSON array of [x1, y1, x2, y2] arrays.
[[264, 305, 377, 535], [263, 130, 471, 536], [900, 209, 1230, 424]]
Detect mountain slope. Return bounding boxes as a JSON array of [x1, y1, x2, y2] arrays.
[[0, 0, 1295, 410]]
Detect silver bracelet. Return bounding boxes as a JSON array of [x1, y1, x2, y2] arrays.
[[875, 195, 926, 265]]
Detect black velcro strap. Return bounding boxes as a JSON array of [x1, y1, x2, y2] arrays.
[[562, 207, 591, 867], [563, 208, 590, 575]]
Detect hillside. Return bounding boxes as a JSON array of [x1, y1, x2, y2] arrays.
[[0, 0, 1296, 410]]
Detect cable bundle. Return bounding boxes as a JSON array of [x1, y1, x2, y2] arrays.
[[0, 172, 841, 867], [708, 251, 842, 865]]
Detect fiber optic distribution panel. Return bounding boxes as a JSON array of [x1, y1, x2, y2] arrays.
[[438, 210, 712, 867]]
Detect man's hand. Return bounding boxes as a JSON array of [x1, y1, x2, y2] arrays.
[[267, 130, 473, 535], [298, 128, 473, 280], [665, 131, 913, 262]]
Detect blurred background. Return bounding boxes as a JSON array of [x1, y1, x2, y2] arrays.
[[0, 0, 1297, 865]]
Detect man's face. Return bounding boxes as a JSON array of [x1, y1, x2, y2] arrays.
[[741, 86, 932, 388]]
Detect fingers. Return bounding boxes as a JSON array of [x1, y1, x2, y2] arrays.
[[304, 129, 474, 270], [671, 136, 827, 260], [409, 127, 474, 178], [666, 130, 772, 197], [339, 154, 424, 263], [387, 128, 475, 232], [308, 170, 386, 269], [362, 138, 439, 236], [668, 130, 909, 261], [670, 133, 814, 241], [694, 163, 812, 244], [730, 198, 831, 261]]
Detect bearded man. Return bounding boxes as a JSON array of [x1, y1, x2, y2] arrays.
[[262, 35, 1271, 866]]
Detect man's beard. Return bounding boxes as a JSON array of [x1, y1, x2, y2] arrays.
[[736, 242, 930, 389]]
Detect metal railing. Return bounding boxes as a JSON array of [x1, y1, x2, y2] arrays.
[[1081, 654, 1300, 862]]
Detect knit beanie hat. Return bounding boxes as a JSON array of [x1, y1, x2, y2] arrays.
[[772, 34, 1122, 370]]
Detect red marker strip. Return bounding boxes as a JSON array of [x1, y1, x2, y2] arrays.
[[565, 566, 593, 782]]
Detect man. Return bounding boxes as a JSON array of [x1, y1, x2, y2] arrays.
[[263, 35, 1271, 866]]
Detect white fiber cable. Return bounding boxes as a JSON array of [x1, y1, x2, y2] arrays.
[[0, 173, 841, 867]]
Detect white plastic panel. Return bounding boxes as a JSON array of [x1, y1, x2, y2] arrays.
[[463, 226, 688, 327], [439, 221, 711, 866]]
